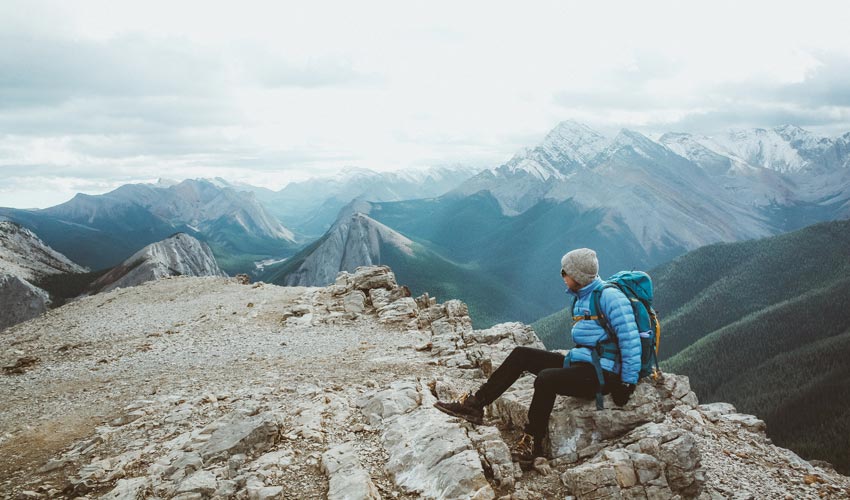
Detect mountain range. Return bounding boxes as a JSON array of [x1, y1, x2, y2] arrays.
[[229, 165, 481, 238], [3, 121, 849, 328], [0, 178, 299, 274], [263, 205, 545, 325], [269, 122, 850, 327]]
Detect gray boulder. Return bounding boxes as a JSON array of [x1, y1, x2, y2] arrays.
[[176, 470, 218, 496], [357, 380, 421, 427], [198, 413, 280, 464], [351, 265, 397, 292], [376, 297, 418, 325], [360, 380, 494, 499], [383, 409, 495, 499]]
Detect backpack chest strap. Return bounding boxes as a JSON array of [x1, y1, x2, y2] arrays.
[[572, 314, 601, 322]]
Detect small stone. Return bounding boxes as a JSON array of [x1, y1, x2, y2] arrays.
[[37, 459, 68, 473], [532, 457, 551, 476], [109, 410, 145, 427], [176, 470, 217, 495], [215, 480, 238, 497]]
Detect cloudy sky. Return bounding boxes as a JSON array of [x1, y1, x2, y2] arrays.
[[2, 0, 850, 208]]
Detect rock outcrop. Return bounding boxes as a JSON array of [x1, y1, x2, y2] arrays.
[[0, 274, 51, 331], [0, 221, 87, 282], [91, 232, 227, 293], [0, 221, 88, 331], [3, 266, 849, 499]]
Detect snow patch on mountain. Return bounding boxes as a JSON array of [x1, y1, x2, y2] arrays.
[[694, 127, 818, 173]]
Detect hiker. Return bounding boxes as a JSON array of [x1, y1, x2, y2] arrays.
[[433, 248, 641, 460]]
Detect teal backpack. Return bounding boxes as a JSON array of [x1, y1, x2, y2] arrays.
[[571, 271, 661, 409]]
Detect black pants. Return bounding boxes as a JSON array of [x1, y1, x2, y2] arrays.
[[474, 346, 619, 438]]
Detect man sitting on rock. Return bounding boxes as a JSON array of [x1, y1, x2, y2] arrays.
[[434, 248, 641, 461]]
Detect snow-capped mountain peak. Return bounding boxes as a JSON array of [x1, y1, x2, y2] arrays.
[[601, 129, 670, 161], [492, 121, 608, 182], [538, 120, 609, 167]]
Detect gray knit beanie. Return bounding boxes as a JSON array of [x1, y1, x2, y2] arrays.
[[561, 248, 599, 286]]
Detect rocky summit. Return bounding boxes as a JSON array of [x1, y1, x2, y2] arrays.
[[1, 267, 849, 499]]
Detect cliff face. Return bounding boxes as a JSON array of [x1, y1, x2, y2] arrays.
[[0, 221, 87, 282], [0, 274, 51, 332], [1, 267, 848, 499], [0, 221, 87, 331], [90, 233, 227, 293]]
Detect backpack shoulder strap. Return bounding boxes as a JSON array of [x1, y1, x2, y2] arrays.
[[592, 284, 618, 341]]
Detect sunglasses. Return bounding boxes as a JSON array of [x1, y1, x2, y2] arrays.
[[560, 269, 567, 278]]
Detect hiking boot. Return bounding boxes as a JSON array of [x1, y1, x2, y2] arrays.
[[511, 432, 546, 469], [433, 392, 484, 425]]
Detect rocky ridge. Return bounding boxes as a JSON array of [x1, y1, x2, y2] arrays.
[[90, 233, 227, 293], [2, 266, 849, 499], [0, 221, 87, 331], [0, 221, 87, 282]]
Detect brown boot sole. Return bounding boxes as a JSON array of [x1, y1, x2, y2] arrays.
[[433, 402, 484, 425]]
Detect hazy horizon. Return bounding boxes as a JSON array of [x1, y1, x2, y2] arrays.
[[2, 0, 850, 208]]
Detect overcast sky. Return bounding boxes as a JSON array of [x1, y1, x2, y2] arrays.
[[2, 0, 850, 208]]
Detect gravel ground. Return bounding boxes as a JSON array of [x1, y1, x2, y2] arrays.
[[0, 276, 433, 495]]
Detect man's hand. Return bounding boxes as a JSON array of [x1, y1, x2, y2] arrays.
[[611, 382, 636, 407]]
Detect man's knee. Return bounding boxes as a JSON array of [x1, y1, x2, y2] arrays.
[[510, 346, 535, 357], [505, 346, 537, 364], [534, 368, 560, 392]]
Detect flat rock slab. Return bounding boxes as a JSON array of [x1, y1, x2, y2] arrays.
[[383, 408, 494, 499], [357, 381, 421, 427], [322, 442, 381, 500], [198, 412, 280, 463]]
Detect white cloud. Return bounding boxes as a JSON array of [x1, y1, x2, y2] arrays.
[[1, 0, 850, 207]]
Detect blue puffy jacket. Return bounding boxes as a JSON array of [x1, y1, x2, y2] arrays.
[[565, 277, 642, 384]]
